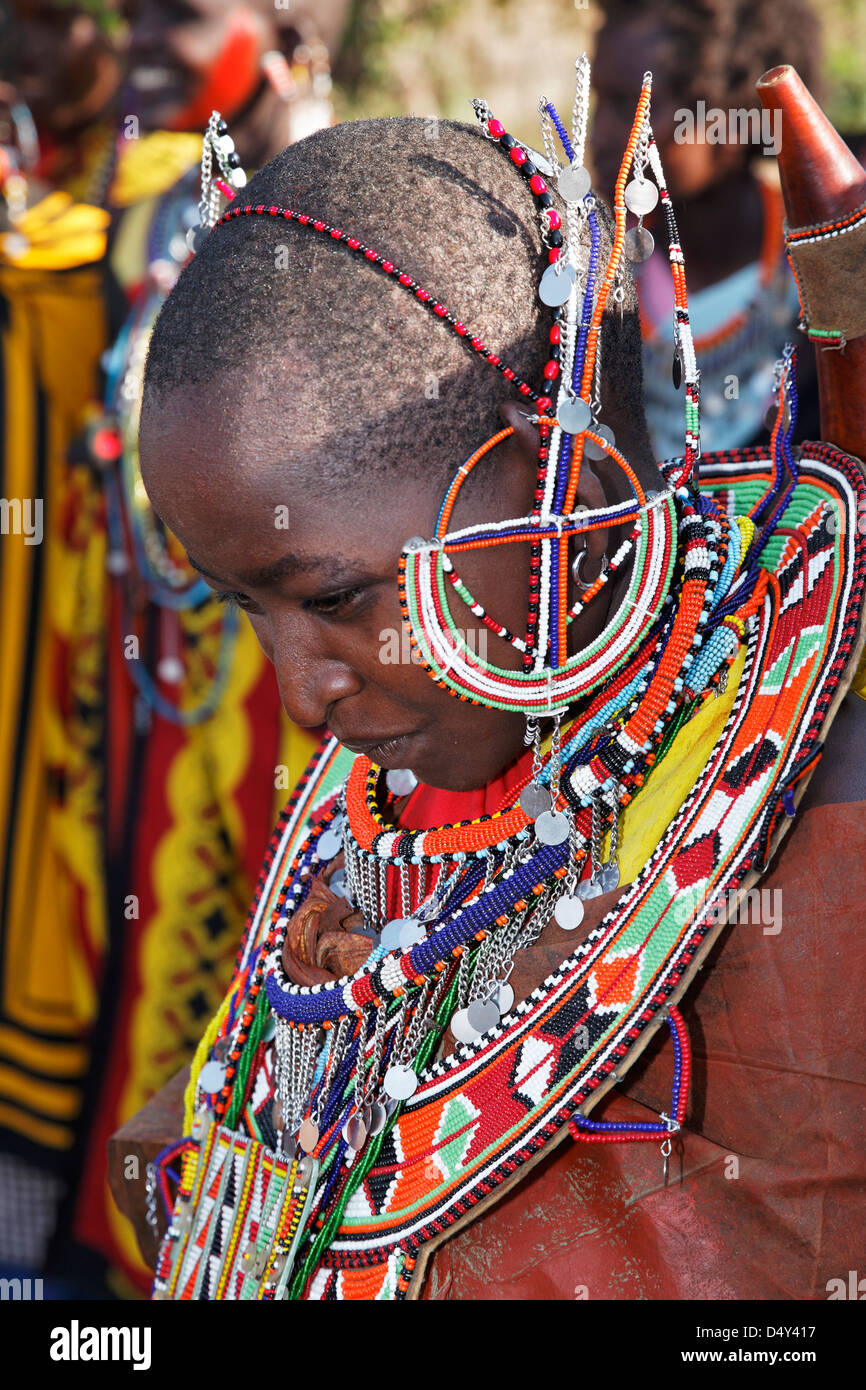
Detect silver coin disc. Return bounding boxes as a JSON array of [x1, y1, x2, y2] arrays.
[[535, 809, 570, 845], [342, 1112, 368, 1150], [399, 918, 426, 950], [554, 894, 585, 930], [624, 178, 659, 215], [539, 260, 576, 307], [328, 867, 347, 895], [557, 394, 593, 436], [386, 767, 417, 796], [558, 162, 591, 202], [584, 423, 616, 461], [520, 782, 552, 818], [624, 226, 655, 263], [492, 981, 515, 1014], [197, 1060, 226, 1093], [467, 998, 500, 1035], [380, 919, 408, 952], [450, 1008, 478, 1045], [577, 877, 602, 901], [367, 1101, 388, 1136], [185, 223, 209, 254], [316, 826, 342, 859], [597, 863, 621, 893], [383, 1064, 418, 1100]]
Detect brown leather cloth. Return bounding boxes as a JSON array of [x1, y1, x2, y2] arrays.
[[788, 207, 866, 341], [422, 791, 866, 1300]]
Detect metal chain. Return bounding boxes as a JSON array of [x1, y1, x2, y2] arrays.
[[361, 1000, 388, 1105], [537, 98, 562, 177], [145, 1162, 159, 1232], [571, 53, 591, 168]]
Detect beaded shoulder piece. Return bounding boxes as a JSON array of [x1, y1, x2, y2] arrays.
[[155, 443, 866, 1301], [316, 444, 866, 1299]]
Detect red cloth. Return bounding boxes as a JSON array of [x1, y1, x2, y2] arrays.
[[422, 794, 866, 1300]]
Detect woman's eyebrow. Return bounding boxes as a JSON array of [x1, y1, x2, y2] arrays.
[[186, 550, 376, 590]]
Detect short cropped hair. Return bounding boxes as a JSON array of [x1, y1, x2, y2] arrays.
[[143, 116, 653, 486]]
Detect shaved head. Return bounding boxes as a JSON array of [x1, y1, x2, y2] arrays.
[[142, 115, 654, 491]]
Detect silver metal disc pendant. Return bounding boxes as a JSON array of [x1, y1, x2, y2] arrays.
[[596, 863, 621, 893], [624, 226, 655, 263], [491, 981, 515, 1014], [554, 895, 585, 930], [398, 918, 426, 950], [584, 423, 616, 461], [342, 1111, 368, 1150], [577, 877, 602, 901], [624, 178, 659, 215], [316, 826, 342, 859], [451, 1008, 478, 1045], [386, 767, 417, 796], [558, 162, 591, 202], [535, 809, 570, 845], [197, 1060, 227, 1093], [520, 782, 552, 819], [298, 1117, 319, 1154], [384, 1064, 418, 1100], [367, 1100, 388, 1136], [328, 867, 350, 900], [467, 998, 500, 1035], [380, 918, 408, 952], [185, 223, 209, 254], [557, 394, 593, 435], [539, 261, 576, 307]]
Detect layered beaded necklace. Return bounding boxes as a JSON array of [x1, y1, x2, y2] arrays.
[[159, 58, 795, 1300]]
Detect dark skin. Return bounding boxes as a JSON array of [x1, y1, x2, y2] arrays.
[[140, 372, 642, 1016], [140, 387, 630, 792]]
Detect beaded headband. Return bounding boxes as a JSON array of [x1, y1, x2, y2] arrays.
[[192, 59, 701, 718]]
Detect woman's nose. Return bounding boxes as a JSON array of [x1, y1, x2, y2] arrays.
[[265, 612, 364, 729]]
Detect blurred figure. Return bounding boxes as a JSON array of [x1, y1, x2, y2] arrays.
[[0, 0, 121, 1291], [125, 0, 347, 158], [0, 0, 349, 1296], [591, 0, 822, 460], [9, 0, 126, 200], [61, 0, 351, 1296]]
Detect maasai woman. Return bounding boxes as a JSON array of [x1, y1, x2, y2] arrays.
[[136, 60, 866, 1300]]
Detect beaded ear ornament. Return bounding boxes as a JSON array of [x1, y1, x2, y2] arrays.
[[185, 110, 248, 255], [397, 62, 700, 718]]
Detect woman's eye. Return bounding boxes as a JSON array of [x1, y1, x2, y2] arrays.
[[304, 586, 366, 617], [214, 590, 255, 612]]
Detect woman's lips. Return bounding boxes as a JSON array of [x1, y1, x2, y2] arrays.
[[336, 732, 416, 766]]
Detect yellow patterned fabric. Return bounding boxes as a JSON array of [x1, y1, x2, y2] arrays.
[[0, 253, 108, 1154]]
